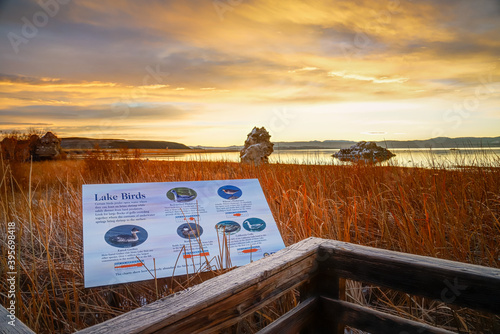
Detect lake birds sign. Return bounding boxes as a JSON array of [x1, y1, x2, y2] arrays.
[[82, 179, 285, 288]]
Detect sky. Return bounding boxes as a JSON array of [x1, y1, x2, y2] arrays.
[[0, 0, 499, 147]]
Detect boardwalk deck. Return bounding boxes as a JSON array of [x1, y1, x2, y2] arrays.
[[3, 237, 500, 333]]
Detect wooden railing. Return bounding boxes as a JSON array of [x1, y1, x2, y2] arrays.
[[0, 305, 35, 334], [3, 238, 500, 333]]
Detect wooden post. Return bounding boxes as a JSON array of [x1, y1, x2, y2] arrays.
[[316, 272, 345, 334], [337, 277, 346, 334], [303, 245, 346, 334]]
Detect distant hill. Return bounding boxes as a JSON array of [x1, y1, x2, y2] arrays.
[[272, 136, 500, 150], [62, 136, 500, 151], [273, 140, 356, 150], [61, 137, 190, 150], [381, 137, 500, 149]]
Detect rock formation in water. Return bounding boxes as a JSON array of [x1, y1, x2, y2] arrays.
[[240, 127, 274, 165], [333, 141, 395, 162], [1, 131, 62, 162], [34, 132, 62, 160]]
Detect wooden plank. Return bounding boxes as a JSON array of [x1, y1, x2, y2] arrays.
[[0, 305, 36, 334], [164, 257, 314, 334], [256, 297, 318, 334], [317, 240, 500, 314], [311, 272, 344, 334], [76, 237, 323, 334], [321, 297, 456, 334]]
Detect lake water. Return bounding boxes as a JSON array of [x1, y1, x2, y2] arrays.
[[143, 148, 500, 169]]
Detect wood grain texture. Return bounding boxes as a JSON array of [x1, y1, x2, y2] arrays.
[[321, 297, 456, 334], [0, 305, 35, 334], [75, 238, 500, 333], [256, 297, 318, 334], [76, 237, 323, 334], [317, 240, 500, 314]]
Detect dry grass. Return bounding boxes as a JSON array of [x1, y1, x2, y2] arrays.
[[1, 153, 499, 333]]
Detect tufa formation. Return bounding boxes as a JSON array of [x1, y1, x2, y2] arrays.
[[1, 132, 62, 162], [240, 127, 274, 165], [333, 141, 395, 163]]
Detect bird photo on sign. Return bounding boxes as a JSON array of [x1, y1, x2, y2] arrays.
[[176, 223, 203, 239], [166, 187, 197, 202], [217, 185, 242, 200], [104, 225, 148, 248], [215, 221, 241, 235]]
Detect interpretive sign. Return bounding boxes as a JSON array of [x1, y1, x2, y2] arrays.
[[82, 179, 285, 288]]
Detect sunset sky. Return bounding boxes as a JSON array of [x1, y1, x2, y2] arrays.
[[1, 0, 499, 146]]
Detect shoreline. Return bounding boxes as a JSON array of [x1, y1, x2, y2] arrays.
[[60, 147, 500, 169], [64, 148, 240, 155]]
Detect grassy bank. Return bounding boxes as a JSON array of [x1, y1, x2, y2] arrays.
[[1, 156, 499, 332]]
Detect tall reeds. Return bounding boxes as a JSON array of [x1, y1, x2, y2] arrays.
[[0, 151, 499, 332]]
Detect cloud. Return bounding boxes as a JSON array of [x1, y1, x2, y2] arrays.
[[362, 131, 388, 135], [327, 71, 409, 84], [0, 73, 117, 88], [0, 73, 68, 85], [0, 103, 194, 123], [0, 0, 499, 143], [0, 121, 52, 126]]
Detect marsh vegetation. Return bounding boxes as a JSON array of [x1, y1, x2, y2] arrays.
[[1, 151, 499, 332]]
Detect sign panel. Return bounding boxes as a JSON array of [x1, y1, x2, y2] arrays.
[[82, 179, 285, 288]]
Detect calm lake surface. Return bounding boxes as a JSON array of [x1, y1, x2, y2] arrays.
[[143, 148, 500, 168]]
